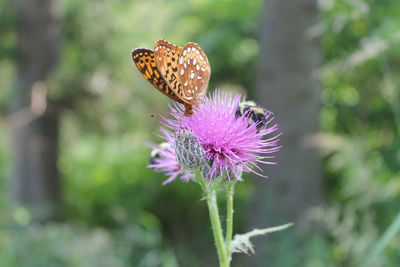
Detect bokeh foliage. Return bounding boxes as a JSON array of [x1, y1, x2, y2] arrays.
[[319, 0, 400, 265], [0, 0, 399, 266]]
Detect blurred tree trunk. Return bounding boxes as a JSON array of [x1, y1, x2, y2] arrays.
[[243, 0, 322, 265], [9, 0, 62, 222]]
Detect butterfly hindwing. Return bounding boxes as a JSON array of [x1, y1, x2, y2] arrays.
[[132, 48, 183, 103], [178, 42, 210, 102]]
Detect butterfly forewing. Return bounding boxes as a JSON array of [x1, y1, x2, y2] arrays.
[[153, 40, 186, 101], [131, 48, 183, 103], [178, 42, 211, 103]]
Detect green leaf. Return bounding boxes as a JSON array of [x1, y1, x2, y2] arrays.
[[230, 223, 294, 255]]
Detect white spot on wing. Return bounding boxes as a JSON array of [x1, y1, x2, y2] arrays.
[[193, 58, 197, 65], [190, 72, 195, 79], [184, 81, 188, 86], [201, 67, 206, 72], [197, 76, 202, 80], [180, 69, 184, 75], [196, 64, 200, 70], [179, 57, 183, 65], [183, 50, 187, 56], [187, 47, 192, 52]]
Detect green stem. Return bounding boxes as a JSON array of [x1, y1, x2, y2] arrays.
[[195, 170, 229, 267], [225, 181, 235, 260]]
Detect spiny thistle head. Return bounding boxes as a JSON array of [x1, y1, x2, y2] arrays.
[[174, 128, 206, 170], [148, 89, 281, 183]]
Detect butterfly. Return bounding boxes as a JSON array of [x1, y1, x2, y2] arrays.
[[131, 40, 211, 116]]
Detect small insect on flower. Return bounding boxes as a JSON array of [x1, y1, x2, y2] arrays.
[[236, 100, 273, 130], [149, 142, 172, 164]]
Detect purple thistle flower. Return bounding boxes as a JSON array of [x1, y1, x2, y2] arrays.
[[149, 89, 282, 183], [148, 138, 193, 185]]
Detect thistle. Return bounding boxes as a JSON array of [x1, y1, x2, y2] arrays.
[[148, 89, 292, 266]]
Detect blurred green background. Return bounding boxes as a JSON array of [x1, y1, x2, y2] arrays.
[[1, 0, 400, 266]]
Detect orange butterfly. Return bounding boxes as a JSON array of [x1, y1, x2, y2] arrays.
[[132, 40, 211, 116]]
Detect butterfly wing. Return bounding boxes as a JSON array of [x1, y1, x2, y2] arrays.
[[153, 40, 187, 103], [131, 48, 184, 103], [178, 42, 211, 104]]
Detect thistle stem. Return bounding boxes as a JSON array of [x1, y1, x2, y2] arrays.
[[195, 170, 229, 267], [225, 181, 235, 261]]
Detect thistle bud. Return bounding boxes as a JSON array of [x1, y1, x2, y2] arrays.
[[174, 129, 206, 169]]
